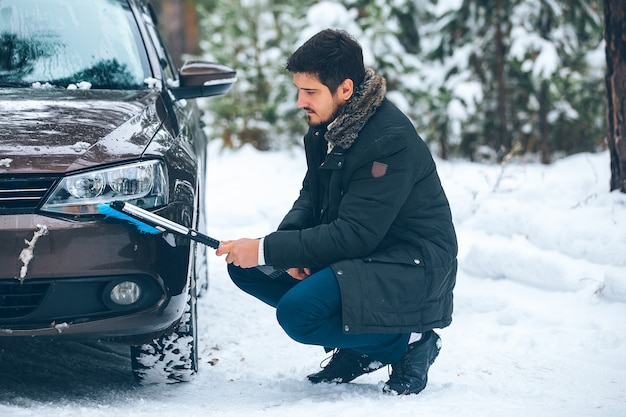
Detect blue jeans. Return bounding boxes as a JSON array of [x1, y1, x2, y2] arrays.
[[227, 264, 410, 364]]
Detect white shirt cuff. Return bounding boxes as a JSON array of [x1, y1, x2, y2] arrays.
[[257, 237, 266, 265]]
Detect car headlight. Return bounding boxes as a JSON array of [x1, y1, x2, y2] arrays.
[[41, 160, 168, 215]]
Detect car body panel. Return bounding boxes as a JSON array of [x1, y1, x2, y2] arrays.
[[0, 0, 234, 349], [0, 88, 163, 173]]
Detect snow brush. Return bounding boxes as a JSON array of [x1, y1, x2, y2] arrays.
[[97, 201, 221, 249]]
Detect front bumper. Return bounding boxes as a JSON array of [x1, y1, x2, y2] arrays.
[[0, 213, 190, 341]]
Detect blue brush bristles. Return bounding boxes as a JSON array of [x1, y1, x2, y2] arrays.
[[97, 203, 162, 234]]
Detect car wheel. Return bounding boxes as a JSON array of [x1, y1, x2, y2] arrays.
[[130, 279, 198, 384]]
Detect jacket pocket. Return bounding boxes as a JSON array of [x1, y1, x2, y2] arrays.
[[358, 255, 427, 329]]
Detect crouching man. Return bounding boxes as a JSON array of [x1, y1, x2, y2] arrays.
[[217, 28, 458, 396]]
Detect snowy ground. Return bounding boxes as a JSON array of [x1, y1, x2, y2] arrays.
[[1, 142, 625, 416]]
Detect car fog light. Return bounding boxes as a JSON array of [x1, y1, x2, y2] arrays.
[[110, 281, 142, 305]]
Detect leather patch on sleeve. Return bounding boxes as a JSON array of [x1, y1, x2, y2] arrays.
[[371, 161, 388, 178]]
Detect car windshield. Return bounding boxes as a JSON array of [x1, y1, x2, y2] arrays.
[[0, 0, 151, 89]]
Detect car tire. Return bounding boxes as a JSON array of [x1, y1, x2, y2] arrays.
[[130, 279, 198, 384]]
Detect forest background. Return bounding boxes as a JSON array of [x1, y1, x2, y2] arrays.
[[150, 0, 608, 166]]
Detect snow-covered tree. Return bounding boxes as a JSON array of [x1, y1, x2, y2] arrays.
[[417, 0, 604, 162], [196, 0, 606, 162], [198, 0, 314, 149], [507, 0, 605, 163]]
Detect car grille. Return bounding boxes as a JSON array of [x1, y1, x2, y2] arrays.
[[0, 175, 59, 214], [0, 281, 50, 319]]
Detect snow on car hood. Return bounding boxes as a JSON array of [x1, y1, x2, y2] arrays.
[[0, 88, 167, 174]]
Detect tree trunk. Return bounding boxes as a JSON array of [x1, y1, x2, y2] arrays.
[[158, 0, 200, 68], [538, 80, 551, 164], [605, 0, 626, 192], [538, 2, 554, 165], [494, 0, 510, 158]]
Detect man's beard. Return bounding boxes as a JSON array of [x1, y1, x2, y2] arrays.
[[306, 103, 345, 128], [306, 113, 321, 127]]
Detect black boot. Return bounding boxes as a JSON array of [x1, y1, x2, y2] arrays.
[[383, 330, 441, 395], [307, 349, 385, 384]]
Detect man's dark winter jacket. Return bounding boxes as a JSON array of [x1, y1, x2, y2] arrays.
[[264, 69, 458, 334]]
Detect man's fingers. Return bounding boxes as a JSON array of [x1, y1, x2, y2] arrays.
[[216, 242, 232, 256], [285, 267, 308, 280]]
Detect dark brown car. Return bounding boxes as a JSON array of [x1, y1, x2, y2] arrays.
[[0, 0, 235, 383]]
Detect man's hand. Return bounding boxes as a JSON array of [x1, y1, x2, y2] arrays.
[[286, 267, 311, 281], [216, 238, 260, 268]]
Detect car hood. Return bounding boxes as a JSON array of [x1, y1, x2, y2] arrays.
[[0, 88, 167, 174]]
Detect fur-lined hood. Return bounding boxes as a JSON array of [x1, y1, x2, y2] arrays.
[[325, 68, 386, 150]]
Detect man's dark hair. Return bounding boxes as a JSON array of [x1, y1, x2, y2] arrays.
[[286, 29, 366, 94]]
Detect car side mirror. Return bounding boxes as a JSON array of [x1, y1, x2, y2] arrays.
[[171, 61, 236, 100]]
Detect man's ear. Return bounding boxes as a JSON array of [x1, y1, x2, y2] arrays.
[[338, 79, 354, 101]]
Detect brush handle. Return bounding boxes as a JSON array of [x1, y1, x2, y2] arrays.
[[188, 229, 221, 249], [110, 201, 221, 249]]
